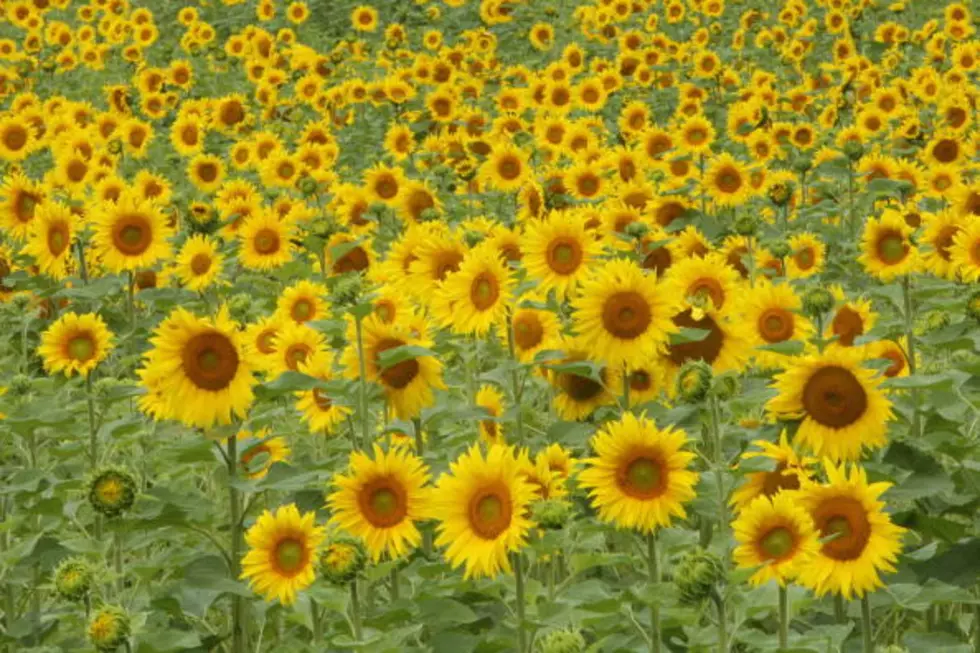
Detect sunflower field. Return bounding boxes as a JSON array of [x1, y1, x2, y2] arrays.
[[1, 0, 980, 651]]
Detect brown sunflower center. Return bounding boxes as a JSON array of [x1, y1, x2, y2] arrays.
[[601, 291, 652, 339], [359, 478, 407, 528], [547, 237, 583, 275], [3, 124, 27, 151], [642, 245, 671, 276], [935, 226, 958, 261], [761, 467, 801, 496], [47, 222, 70, 256], [875, 230, 908, 265], [497, 155, 522, 181], [256, 329, 277, 355], [801, 366, 867, 428], [375, 338, 419, 389], [470, 272, 500, 310], [630, 370, 653, 391], [253, 228, 280, 255], [274, 538, 306, 574], [812, 496, 871, 561], [559, 364, 604, 401], [758, 307, 794, 343], [285, 343, 312, 370], [759, 526, 794, 559], [716, 166, 742, 193], [14, 191, 38, 222], [181, 331, 239, 391], [668, 309, 724, 365], [794, 246, 814, 270], [688, 277, 725, 309], [291, 299, 314, 322], [112, 214, 153, 256], [68, 334, 95, 361], [831, 306, 863, 347], [513, 313, 543, 351], [882, 349, 905, 377], [618, 453, 665, 499], [932, 139, 958, 163], [468, 483, 512, 539], [197, 162, 218, 183], [433, 250, 464, 281], [190, 253, 212, 275]]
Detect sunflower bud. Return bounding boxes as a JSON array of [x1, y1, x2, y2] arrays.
[[733, 214, 758, 236], [676, 360, 712, 403], [106, 139, 122, 155], [332, 274, 363, 306], [767, 182, 794, 207], [12, 294, 31, 311], [843, 141, 864, 161], [419, 208, 440, 222], [766, 240, 791, 258], [532, 498, 574, 530], [464, 230, 485, 248], [625, 221, 649, 239], [675, 548, 726, 604], [87, 605, 131, 652], [802, 288, 834, 317], [54, 558, 95, 603], [227, 293, 252, 321], [791, 155, 812, 174], [915, 309, 950, 335], [88, 467, 137, 518], [536, 627, 586, 653], [967, 290, 980, 323], [298, 176, 318, 196], [319, 535, 366, 584], [9, 373, 32, 397]]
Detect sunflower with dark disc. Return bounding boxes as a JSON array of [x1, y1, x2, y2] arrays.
[[241, 504, 325, 606], [38, 312, 114, 377], [432, 243, 513, 336], [91, 191, 173, 273], [732, 492, 819, 586]]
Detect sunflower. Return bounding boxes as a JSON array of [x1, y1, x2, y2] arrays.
[[239, 432, 291, 480], [730, 431, 817, 512], [241, 504, 325, 605], [859, 209, 920, 281], [522, 211, 601, 298], [341, 315, 445, 420], [786, 232, 826, 279], [37, 312, 113, 378], [23, 201, 76, 280], [504, 300, 561, 363], [950, 218, 980, 282], [571, 258, 678, 369], [0, 114, 35, 161], [866, 337, 911, 380], [243, 315, 284, 375], [476, 384, 505, 445], [174, 234, 223, 292], [187, 154, 226, 193], [732, 492, 820, 587], [239, 211, 294, 271], [744, 281, 813, 369], [137, 306, 256, 429], [351, 5, 378, 31], [479, 144, 530, 192], [430, 443, 535, 579], [0, 172, 45, 240], [578, 412, 698, 533], [294, 351, 351, 435], [432, 244, 512, 336], [91, 192, 173, 273], [275, 280, 330, 325], [766, 348, 893, 461], [675, 113, 715, 156], [519, 453, 567, 500], [663, 306, 752, 384], [546, 336, 617, 421], [406, 232, 467, 299], [364, 164, 406, 206], [919, 210, 963, 279], [826, 287, 876, 349], [661, 253, 743, 315], [703, 153, 751, 207], [328, 444, 430, 561], [797, 462, 905, 599], [270, 322, 326, 377]]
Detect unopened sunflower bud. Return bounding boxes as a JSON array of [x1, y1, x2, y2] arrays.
[[918, 309, 950, 334], [464, 230, 485, 248], [802, 287, 834, 317], [532, 498, 574, 530], [106, 140, 122, 155], [87, 605, 130, 652], [766, 240, 791, 258], [55, 557, 94, 601], [10, 373, 32, 396], [967, 290, 980, 323], [298, 176, 318, 196], [733, 214, 758, 236], [843, 141, 864, 161], [791, 155, 812, 174], [332, 274, 362, 306], [675, 548, 725, 604], [227, 293, 252, 319], [625, 221, 649, 239], [711, 374, 740, 401], [88, 467, 137, 518], [768, 182, 794, 207], [676, 360, 712, 403], [537, 627, 586, 653], [319, 535, 366, 584]]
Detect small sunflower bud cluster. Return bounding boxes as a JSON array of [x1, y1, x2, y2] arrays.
[[54, 557, 94, 601], [319, 535, 366, 584], [532, 498, 575, 530], [87, 467, 138, 518]]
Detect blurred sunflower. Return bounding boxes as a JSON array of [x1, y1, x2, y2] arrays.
[[432, 244, 512, 336], [476, 384, 505, 445], [23, 201, 76, 280], [859, 209, 919, 281]]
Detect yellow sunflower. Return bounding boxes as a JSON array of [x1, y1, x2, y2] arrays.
[[476, 384, 505, 445], [187, 154, 226, 193], [270, 322, 326, 377], [0, 172, 45, 240], [743, 281, 813, 369], [275, 280, 330, 325], [327, 444, 430, 561], [91, 192, 173, 273], [0, 115, 35, 161], [37, 312, 113, 378], [732, 492, 820, 587], [950, 217, 980, 282], [866, 337, 911, 380], [858, 209, 920, 281], [730, 431, 817, 512], [241, 504, 325, 605], [503, 299, 561, 363], [478, 144, 531, 192], [797, 462, 905, 600], [577, 412, 698, 533], [294, 350, 351, 435], [174, 234, 223, 292], [239, 211, 294, 271], [522, 210, 602, 298], [430, 443, 535, 579], [766, 348, 893, 461], [433, 244, 513, 336], [786, 232, 826, 279], [406, 232, 467, 300], [571, 258, 678, 369], [826, 287, 877, 349], [137, 306, 256, 429], [703, 153, 751, 207], [239, 432, 291, 480], [243, 315, 283, 375], [546, 336, 617, 421], [661, 253, 743, 315], [23, 201, 76, 280]]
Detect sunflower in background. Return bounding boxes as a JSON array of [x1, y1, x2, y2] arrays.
[[23, 201, 77, 280], [38, 312, 114, 378], [174, 235, 223, 292], [0, 172, 45, 240], [522, 211, 601, 298], [950, 217, 980, 282], [743, 281, 813, 368], [238, 430, 291, 480], [275, 280, 330, 325], [859, 208, 920, 281], [786, 232, 826, 279], [238, 211, 294, 272], [730, 432, 817, 513], [91, 192, 173, 274], [241, 504, 324, 606], [546, 335, 617, 421], [294, 351, 351, 436], [432, 244, 512, 336]]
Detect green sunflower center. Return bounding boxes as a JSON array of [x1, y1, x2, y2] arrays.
[[68, 335, 95, 361], [275, 539, 304, 573], [760, 527, 794, 558], [370, 488, 398, 516], [625, 457, 660, 493], [876, 232, 907, 264], [120, 224, 144, 247]]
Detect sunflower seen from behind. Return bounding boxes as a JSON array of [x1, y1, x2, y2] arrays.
[[327, 444, 430, 562], [430, 443, 535, 579], [38, 312, 113, 378], [241, 504, 325, 606], [732, 492, 819, 587], [578, 412, 698, 533]]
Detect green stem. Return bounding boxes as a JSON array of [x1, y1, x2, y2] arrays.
[[861, 595, 874, 653], [389, 567, 400, 601], [778, 586, 789, 650], [76, 239, 89, 284], [712, 589, 728, 653], [622, 367, 631, 412], [902, 275, 920, 437], [350, 580, 363, 642], [646, 532, 662, 653], [814, 314, 826, 354], [506, 310, 525, 445], [972, 601, 979, 653], [354, 317, 369, 451], [514, 553, 527, 653], [835, 595, 846, 623], [127, 271, 135, 327], [311, 598, 322, 642], [227, 437, 244, 653], [114, 530, 124, 596], [85, 375, 104, 540], [31, 564, 40, 646]]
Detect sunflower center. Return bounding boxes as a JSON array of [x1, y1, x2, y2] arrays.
[[285, 344, 311, 370], [291, 299, 313, 322], [253, 228, 280, 255], [358, 477, 408, 528], [935, 226, 958, 261], [758, 308, 794, 343], [761, 468, 802, 496], [112, 215, 152, 256], [932, 139, 958, 163], [256, 329, 277, 354], [813, 496, 871, 561], [875, 230, 908, 265], [882, 349, 905, 377], [559, 365, 604, 401], [760, 527, 794, 559], [642, 246, 672, 276], [470, 273, 499, 311], [716, 166, 742, 193], [190, 253, 212, 275], [547, 238, 582, 275], [182, 331, 239, 391], [618, 453, 665, 499], [688, 277, 725, 309], [497, 155, 521, 181], [275, 538, 305, 574], [96, 477, 123, 504], [602, 291, 652, 339], [468, 485, 512, 539], [334, 246, 369, 274], [831, 306, 863, 346], [801, 365, 867, 428], [668, 309, 724, 365], [68, 334, 95, 361], [433, 250, 464, 281], [794, 247, 814, 269], [513, 313, 543, 351], [15, 192, 37, 221], [376, 338, 419, 390], [3, 125, 27, 151], [47, 223, 69, 255], [630, 370, 652, 391]]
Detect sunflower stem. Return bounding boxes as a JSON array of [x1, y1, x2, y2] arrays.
[[778, 586, 789, 649], [226, 437, 245, 653], [699, 154, 707, 217], [513, 552, 528, 653], [349, 580, 363, 642], [834, 594, 846, 623], [646, 532, 662, 653], [76, 239, 89, 284], [711, 588, 728, 653], [354, 316, 369, 451], [506, 308, 526, 445], [113, 529, 124, 596], [389, 567, 399, 601], [311, 598, 322, 642], [861, 595, 874, 653], [901, 275, 920, 438], [126, 271, 135, 328], [85, 374, 104, 540]]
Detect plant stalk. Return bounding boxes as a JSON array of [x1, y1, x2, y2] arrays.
[[861, 595, 874, 653], [778, 586, 789, 649], [354, 317, 369, 451], [647, 532, 662, 653], [227, 437, 244, 653], [350, 580, 363, 641], [514, 553, 528, 653]]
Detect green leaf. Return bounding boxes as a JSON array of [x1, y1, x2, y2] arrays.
[[755, 340, 804, 355], [378, 344, 435, 370], [670, 328, 710, 344], [417, 598, 478, 625]]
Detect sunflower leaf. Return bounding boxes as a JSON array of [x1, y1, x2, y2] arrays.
[[378, 344, 435, 370], [670, 327, 711, 344], [755, 340, 804, 355]]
